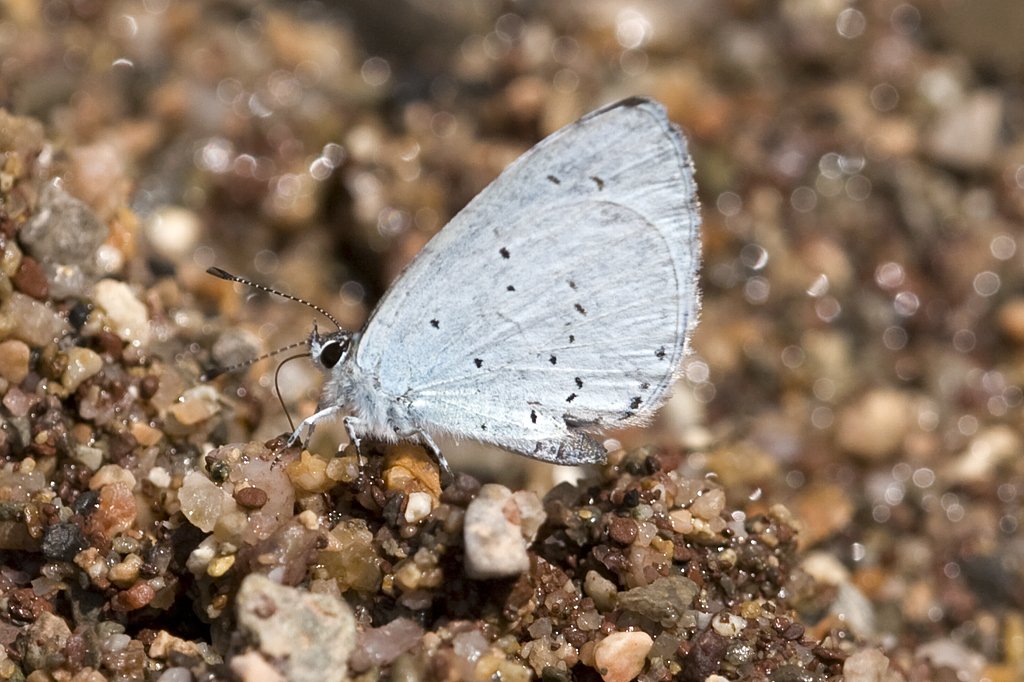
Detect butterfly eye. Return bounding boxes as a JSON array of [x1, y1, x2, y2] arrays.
[[320, 338, 347, 368]]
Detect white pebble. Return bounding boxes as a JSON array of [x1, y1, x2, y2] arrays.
[[463, 484, 545, 580], [593, 631, 652, 682], [148, 466, 172, 488], [93, 278, 150, 345], [404, 491, 434, 523], [146, 206, 202, 260], [711, 613, 747, 638]]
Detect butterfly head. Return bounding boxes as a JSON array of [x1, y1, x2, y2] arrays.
[[309, 323, 353, 370]]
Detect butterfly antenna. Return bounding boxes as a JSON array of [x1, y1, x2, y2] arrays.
[[200, 339, 310, 382], [273, 353, 310, 431], [206, 266, 342, 329]]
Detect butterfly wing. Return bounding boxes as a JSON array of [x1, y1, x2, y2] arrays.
[[354, 98, 701, 463]]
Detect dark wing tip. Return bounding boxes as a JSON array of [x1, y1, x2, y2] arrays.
[[616, 96, 652, 108], [206, 266, 234, 280]]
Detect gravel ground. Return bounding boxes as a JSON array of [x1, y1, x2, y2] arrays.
[[0, 1, 1021, 680]]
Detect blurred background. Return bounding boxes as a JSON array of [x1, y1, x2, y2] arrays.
[[1, 0, 1022, 671]]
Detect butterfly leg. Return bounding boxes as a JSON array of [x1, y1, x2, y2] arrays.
[[394, 427, 453, 484], [288, 405, 344, 447], [343, 416, 364, 457]]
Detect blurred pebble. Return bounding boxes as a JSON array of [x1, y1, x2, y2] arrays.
[[792, 484, 854, 547], [926, 90, 1004, 171], [61, 347, 103, 392], [592, 631, 652, 682], [211, 327, 262, 371], [946, 426, 1021, 482], [0, 292, 70, 346], [463, 484, 545, 579], [88, 465, 136, 490], [230, 652, 285, 682], [842, 649, 900, 682], [156, 668, 194, 682], [92, 279, 150, 345], [168, 386, 220, 426], [915, 639, 986, 680], [0, 339, 30, 384], [20, 184, 108, 296], [146, 206, 202, 260], [835, 389, 913, 461], [11, 255, 47, 299], [234, 573, 355, 682], [997, 298, 1024, 343]]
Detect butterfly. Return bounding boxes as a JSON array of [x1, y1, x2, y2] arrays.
[[210, 97, 701, 478]]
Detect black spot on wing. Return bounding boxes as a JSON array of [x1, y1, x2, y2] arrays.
[[566, 393, 577, 402], [530, 409, 537, 424], [630, 396, 642, 409], [590, 175, 605, 190], [574, 303, 587, 316], [568, 334, 575, 343], [430, 319, 440, 329], [549, 355, 557, 365], [507, 285, 516, 291], [568, 280, 577, 290], [499, 247, 510, 259], [575, 377, 583, 389], [474, 358, 483, 368], [655, 346, 666, 359], [546, 174, 561, 185]]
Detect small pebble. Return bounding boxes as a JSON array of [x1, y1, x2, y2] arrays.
[[711, 613, 748, 638], [690, 488, 726, 520], [207, 555, 236, 577], [131, 421, 163, 446], [404, 491, 434, 523], [835, 389, 913, 461], [0, 292, 71, 347], [584, 570, 619, 612], [168, 386, 220, 425], [997, 298, 1024, 343], [234, 486, 269, 509], [593, 631, 652, 682], [88, 464, 136, 490], [92, 278, 150, 345], [926, 90, 1003, 171], [145, 206, 202, 260], [62, 347, 103, 392], [0, 339, 30, 384], [179, 471, 237, 533], [842, 649, 894, 682], [235, 573, 356, 682], [12, 255, 48, 298], [463, 484, 545, 580], [608, 515, 638, 544]]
